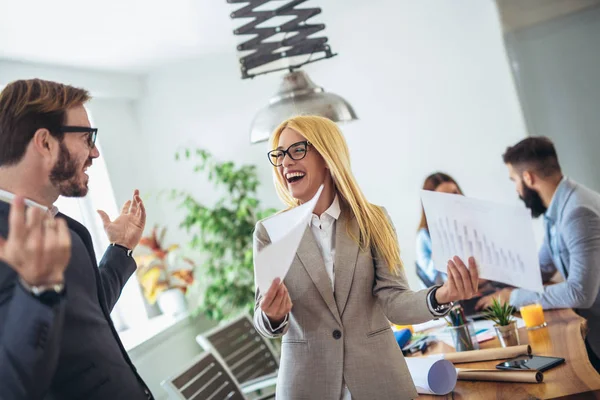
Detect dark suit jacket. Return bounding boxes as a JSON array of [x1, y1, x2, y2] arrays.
[[0, 200, 153, 400]]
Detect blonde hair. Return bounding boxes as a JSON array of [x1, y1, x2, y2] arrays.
[[270, 115, 402, 273]]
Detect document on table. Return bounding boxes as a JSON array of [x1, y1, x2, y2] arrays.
[[405, 355, 457, 395], [420, 190, 543, 292], [254, 185, 324, 294]]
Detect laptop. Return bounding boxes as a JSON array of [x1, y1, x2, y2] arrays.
[[459, 287, 499, 320]]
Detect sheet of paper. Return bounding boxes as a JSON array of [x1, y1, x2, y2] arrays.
[[420, 190, 543, 292], [412, 318, 448, 333], [405, 355, 457, 395], [254, 185, 324, 294]]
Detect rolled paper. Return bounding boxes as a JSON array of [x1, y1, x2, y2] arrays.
[[405, 356, 457, 395], [442, 345, 531, 364], [457, 368, 543, 383]]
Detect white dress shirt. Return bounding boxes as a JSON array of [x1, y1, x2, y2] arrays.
[[307, 196, 351, 400], [309, 195, 340, 291]]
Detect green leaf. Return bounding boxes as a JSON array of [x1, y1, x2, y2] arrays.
[[167, 147, 277, 321], [484, 298, 515, 326]]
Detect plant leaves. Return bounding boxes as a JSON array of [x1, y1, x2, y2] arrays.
[[167, 148, 276, 321]]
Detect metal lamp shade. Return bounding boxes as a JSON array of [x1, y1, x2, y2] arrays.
[[250, 70, 358, 144]]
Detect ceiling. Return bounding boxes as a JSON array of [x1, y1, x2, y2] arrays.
[[496, 0, 600, 32], [0, 0, 240, 72], [4, 0, 598, 73]]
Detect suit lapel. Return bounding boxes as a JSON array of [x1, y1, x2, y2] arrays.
[[59, 213, 98, 266], [58, 212, 109, 312], [296, 225, 342, 325], [333, 214, 359, 317], [60, 212, 146, 384]]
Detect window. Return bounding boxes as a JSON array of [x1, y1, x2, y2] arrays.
[[56, 105, 147, 333], [54, 108, 182, 349], [54, 138, 149, 332]]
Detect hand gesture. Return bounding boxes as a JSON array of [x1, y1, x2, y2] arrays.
[[98, 189, 146, 250], [435, 256, 479, 304]]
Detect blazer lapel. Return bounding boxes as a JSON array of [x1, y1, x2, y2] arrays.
[[59, 213, 98, 266], [334, 214, 360, 317], [296, 225, 342, 325], [58, 213, 109, 312]]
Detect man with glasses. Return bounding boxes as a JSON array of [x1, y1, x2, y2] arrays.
[[0, 79, 153, 399]]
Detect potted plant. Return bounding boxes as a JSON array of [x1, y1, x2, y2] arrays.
[[136, 226, 195, 316], [169, 149, 277, 321], [485, 298, 520, 347]]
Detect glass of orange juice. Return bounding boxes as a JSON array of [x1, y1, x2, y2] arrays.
[[520, 303, 547, 330]]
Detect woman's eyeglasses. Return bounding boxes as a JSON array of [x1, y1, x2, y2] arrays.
[[267, 141, 310, 167]]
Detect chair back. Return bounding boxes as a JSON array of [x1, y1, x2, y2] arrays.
[[162, 351, 245, 400], [196, 314, 279, 386]]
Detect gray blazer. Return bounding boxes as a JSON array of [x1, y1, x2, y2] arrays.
[[253, 209, 436, 400], [511, 178, 600, 359], [0, 201, 152, 400]]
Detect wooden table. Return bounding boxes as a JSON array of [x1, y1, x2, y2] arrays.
[[413, 309, 600, 399]]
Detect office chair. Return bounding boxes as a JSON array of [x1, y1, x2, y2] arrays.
[[196, 314, 278, 395], [161, 350, 275, 400]]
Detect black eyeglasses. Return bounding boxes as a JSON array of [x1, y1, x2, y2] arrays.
[[268, 140, 311, 167], [59, 126, 98, 148]]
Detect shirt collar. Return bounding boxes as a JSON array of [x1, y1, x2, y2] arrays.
[[544, 176, 568, 224], [309, 195, 341, 227], [0, 188, 59, 217]]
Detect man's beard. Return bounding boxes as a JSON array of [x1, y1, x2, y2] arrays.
[[520, 184, 547, 218], [49, 141, 91, 197]]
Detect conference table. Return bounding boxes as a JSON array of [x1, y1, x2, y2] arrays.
[[412, 309, 600, 399]]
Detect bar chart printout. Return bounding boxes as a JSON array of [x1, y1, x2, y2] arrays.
[[420, 190, 543, 293]]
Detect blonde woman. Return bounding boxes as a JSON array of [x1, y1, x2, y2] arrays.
[[253, 116, 479, 399]]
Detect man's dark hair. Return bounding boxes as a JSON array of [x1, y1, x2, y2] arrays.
[[502, 136, 561, 177], [0, 79, 91, 167]]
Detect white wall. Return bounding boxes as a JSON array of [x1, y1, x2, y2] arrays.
[[505, 5, 600, 193], [0, 59, 143, 99], [86, 98, 151, 206], [136, 0, 529, 289]]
